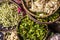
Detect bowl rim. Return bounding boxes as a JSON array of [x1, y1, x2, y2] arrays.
[[27, 12, 60, 24]]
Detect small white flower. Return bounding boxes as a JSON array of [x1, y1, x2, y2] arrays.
[[39, 14, 44, 17]]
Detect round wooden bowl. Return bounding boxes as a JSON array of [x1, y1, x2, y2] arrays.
[[21, 0, 60, 18], [17, 15, 50, 40], [0, 0, 21, 31]]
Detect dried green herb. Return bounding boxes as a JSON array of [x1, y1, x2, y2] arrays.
[[18, 15, 48, 40]]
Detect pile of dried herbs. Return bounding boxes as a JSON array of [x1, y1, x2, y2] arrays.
[[18, 15, 48, 40], [0, 1, 22, 27]]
